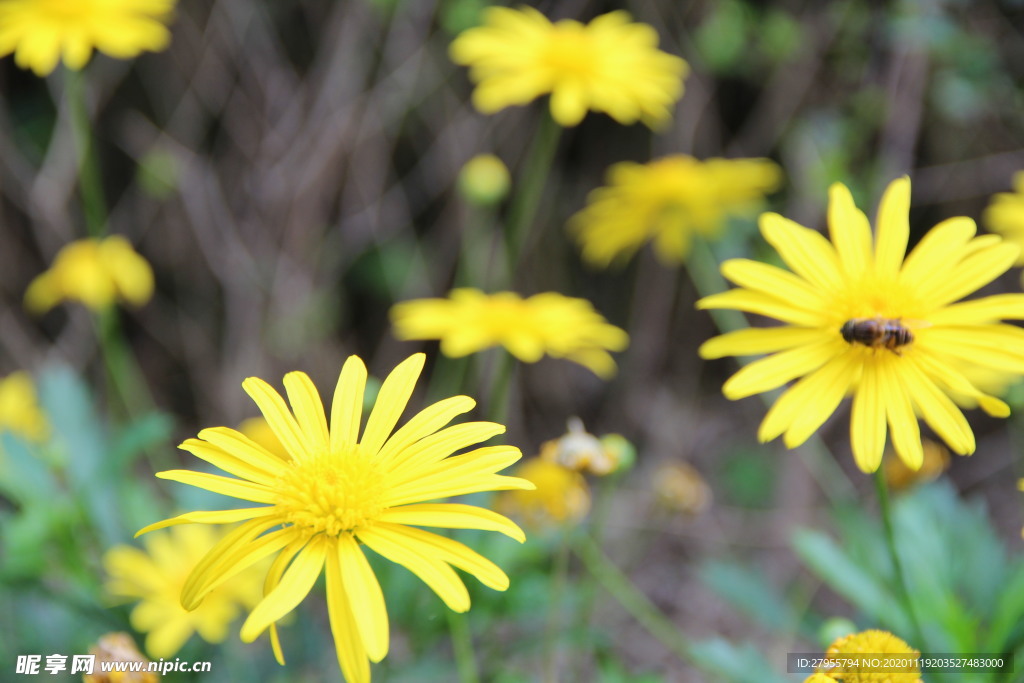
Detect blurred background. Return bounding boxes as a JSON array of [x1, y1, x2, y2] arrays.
[[2, 1, 1024, 681]]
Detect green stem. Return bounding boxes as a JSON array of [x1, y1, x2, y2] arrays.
[[873, 468, 925, 648], [688, 236, 855, 503], [446, 609, 480, 683], [503, 111, 561, 279], [573, 534, 695, 665], [486, 351, 516, 425], [66, 68, 107, 238], [573, 475, 619, 680], [543, 531, 573, 681]]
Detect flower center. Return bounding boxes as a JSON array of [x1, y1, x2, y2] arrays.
[[542, 25, 596, 78], [274, 446, 386, 537]]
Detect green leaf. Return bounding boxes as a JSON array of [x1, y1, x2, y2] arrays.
[[699, 559, 812, 638], [792, 528, 911, 635], [689, 638, 792, 683]]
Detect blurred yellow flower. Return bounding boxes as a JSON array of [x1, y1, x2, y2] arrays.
[[819, 629, 922, 682], [984, 171, 1024, 266], [499, 457, 590, 527], [0, 0, 175, 76], [540, 417, 624, 475], [883, 438, 950, 491], [103, 525, 265, 659], [0, 371, 48, 442], [25, 236, 154, 314], [699, 178, 1024, 473], [651, 462, 712, 515], [571, 155, 782, 266], [137, 354, 532, 682], [82, 632, 156, 683], [458, 154, 511, 206], [450, 7, 687, 128], [390, 289, 628, 378]]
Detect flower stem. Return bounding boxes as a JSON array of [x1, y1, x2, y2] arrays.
[[873, 468, 925, 648], [486, 350, 516, 425], [543, 530, 573, 681], [573, 534, 695, 665], [446, 609, 480, 683], [66, 68, 107, 238], [503, 110, 561, 278]]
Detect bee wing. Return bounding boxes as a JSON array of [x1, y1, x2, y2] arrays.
[[901, 318, 932, 331]]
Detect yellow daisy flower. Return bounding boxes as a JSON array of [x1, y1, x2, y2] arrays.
[[25, 236, 154, 314], [983, 170, 1024, 266], [818, 629, 922, 683], [0, 371, 48, 443], [0, 0, 175, 76], [103, 525, 266, 659], [450, 7, 687, 128], [883, 438, 949, 491], [390, 289, 629, 378], [570, 155, 782, 266], [137, 353, 533, 683], [497, 457, 590, 527], [804, 675, 839, 683], [699, 177, 1024, 473]]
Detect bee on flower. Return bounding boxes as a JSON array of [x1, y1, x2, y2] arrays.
[[699, 177, 1024, 473]]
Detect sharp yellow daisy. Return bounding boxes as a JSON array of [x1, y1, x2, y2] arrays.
[[0, 0, 175, 76], [570, 155, 782, 267], [699, 177, 1024, 472], [137, 353, 533, 683], [450, 7, 687, 128], [390, 289, 629, 378]]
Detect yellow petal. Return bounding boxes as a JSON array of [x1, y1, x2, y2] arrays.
[[776, 352, 860, 448], [384, 421, 506, 473], [874, 177, 911, 279], [337, 534, 389, 662], [376, 395, 476, 466], [720, 259, 824, 307], [877, 360, 923, 470], [331, 356, 367, 451], [358, 527, 471, 612], [178, 439, 278, 486], [901, 357, 975, 455], [759, 212, 843, 293], [197, 427, 290, 471], [379, 504, 526, 542], [155, 470, 277, 504], [371, 523, 510, 591], [699, 327, 823, 359], [924, 326, 1024, 374], [243, 377, 308, 460], [283, 372, 329, 453], [325, 550, 371, 683], [850, 361, 887, 473], [722, 340, 840, 399], [828, 183, 873, 280], [134, 507, 274, 537], [361, 354, 425, 456], [240, 537, 327, 642], [697, 289, 824, 326], [925, 243, 1019, 309], [899, 217, 975, 291], [927, 294, 1024, 325]]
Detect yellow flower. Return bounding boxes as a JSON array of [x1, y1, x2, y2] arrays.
[[103, 525, 265, 659], [0, 371, 48, 442], [883, 438, 950, 491], [82, 632, 156, 683], [571, 155, 782, 266], [137, 354, 533, 683], [450, 7, 687, 128], [25, 236, 154, 313], [984, 170, 1024, 266], [651, 462, 712, 515], [498, 457, 590, 527], [818, 629, 922, 683], [699, 177, 1024, 472], [390, 289, 629, 378], [0, 0, 175, 76]]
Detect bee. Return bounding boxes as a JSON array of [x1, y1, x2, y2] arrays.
[[840, 317, 914, 354]]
